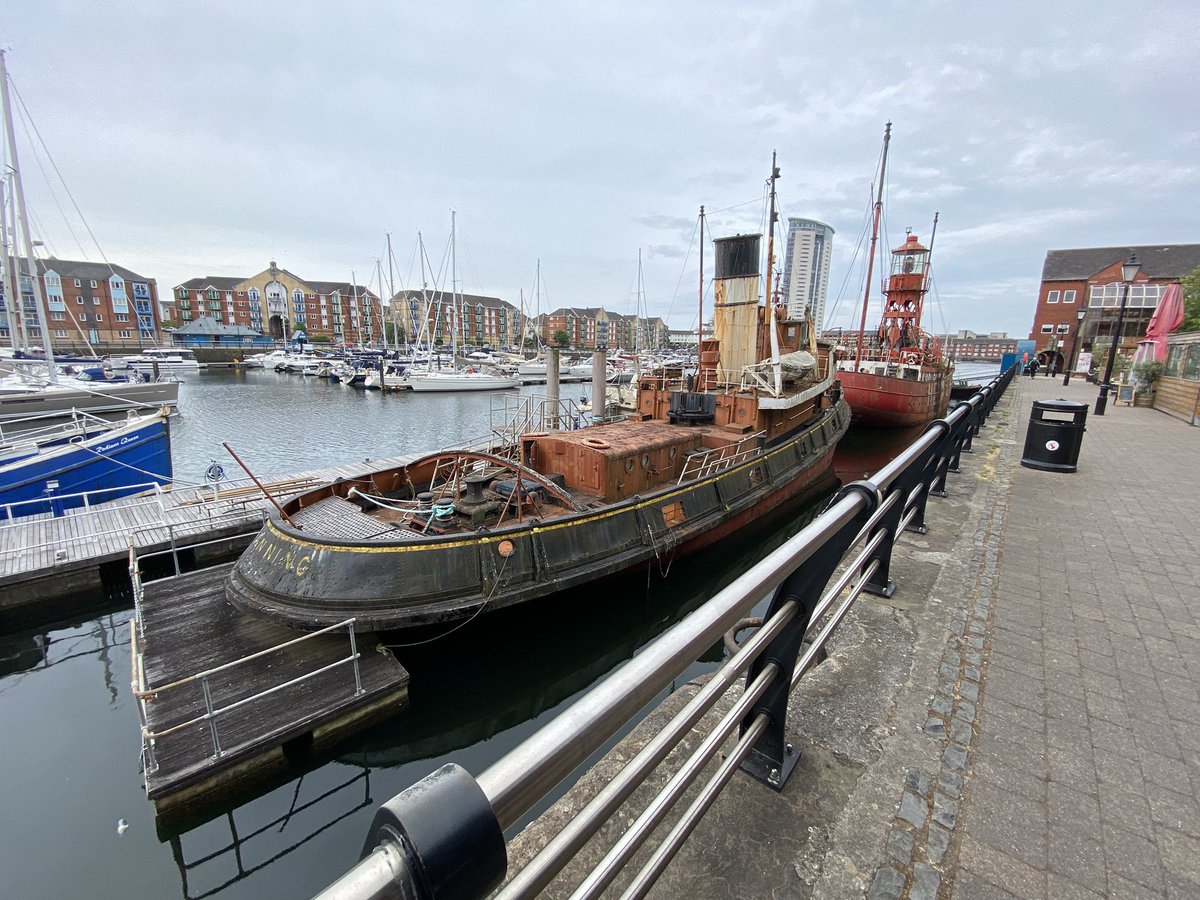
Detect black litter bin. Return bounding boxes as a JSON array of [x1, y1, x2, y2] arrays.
[[1021, 399, 1088, 472]]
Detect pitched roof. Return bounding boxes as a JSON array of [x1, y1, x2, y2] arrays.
[[37, 257, 153, 282], [176, 276, 243, 291], [1041, 244, 1200, 281], [173, 316, 262, 336], [308, 281, 381, 300], [390, 289, 516, 311]]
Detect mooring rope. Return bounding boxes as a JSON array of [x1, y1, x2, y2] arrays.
[[384, 552, 513, 648]]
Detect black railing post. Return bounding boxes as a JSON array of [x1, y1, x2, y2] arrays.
[[739, 482, 880, 791], [888, 418, 950, 540]]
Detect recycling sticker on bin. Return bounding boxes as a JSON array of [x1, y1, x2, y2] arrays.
[[1045, 440, 1060, 451]]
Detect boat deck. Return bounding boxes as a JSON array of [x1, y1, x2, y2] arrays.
[[137, 564, 409, 811]]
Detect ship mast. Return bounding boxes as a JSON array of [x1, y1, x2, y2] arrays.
[[765, 151, 780, 309], [697, 205, 705, 353], [854, 122, 891, 370], [766, 153, 782, 395]]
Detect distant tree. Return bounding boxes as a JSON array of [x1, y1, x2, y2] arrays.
[[1181, 265, 1200, 332], [553, 330, 570, 348]]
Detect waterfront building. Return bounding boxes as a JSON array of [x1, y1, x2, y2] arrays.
[[0, 258, 161, 348], [779, 218, 834, 328], [939, 331, 1017, 362], [170, 262, 383, 346], [540, 307, 669, 350], [1029, 243, 1200, 371], [386, 290, 522, 349]]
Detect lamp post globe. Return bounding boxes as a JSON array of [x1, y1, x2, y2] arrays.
[[1094, 253, 1141, 416]]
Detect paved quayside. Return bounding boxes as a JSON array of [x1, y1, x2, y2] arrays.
[[506, 374, 1200, 899]]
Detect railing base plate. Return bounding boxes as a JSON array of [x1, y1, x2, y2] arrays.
[[740, 743, 801, 793], [865, 580, 897, 599]]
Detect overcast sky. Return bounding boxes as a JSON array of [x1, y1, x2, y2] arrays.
[[5, 1, 1197, 337]]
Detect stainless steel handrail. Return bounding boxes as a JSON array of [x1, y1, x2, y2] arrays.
[[315, 364, 1016, 900]]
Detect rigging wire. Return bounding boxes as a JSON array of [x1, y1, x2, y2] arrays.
[[660, 215, 699, 333], [12, 96, 85, 259], [9, 76, 117, 276]]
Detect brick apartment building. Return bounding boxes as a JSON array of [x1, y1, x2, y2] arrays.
[[538, 307, 669, 351], [170, 262, 383, 345], [386, 290, 523, 349], [0, 258, 160, 348]]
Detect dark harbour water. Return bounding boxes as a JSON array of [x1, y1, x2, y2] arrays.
[[0, 364, 997, 899]]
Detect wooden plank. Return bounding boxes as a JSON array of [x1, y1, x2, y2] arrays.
[[137, 565, 409, 801]]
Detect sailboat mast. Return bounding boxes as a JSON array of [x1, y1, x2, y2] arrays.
[[0, 176, 22, 348], [917, 211, 939, 332], [854, 122, 891, 370], [0, 50, 57, 380], [697, 205, 705, 352], [450, 211, 459, 359], [384, 233, 395, 350]]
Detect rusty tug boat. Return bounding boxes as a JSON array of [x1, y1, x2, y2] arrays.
[[227, 228, 851, 632]]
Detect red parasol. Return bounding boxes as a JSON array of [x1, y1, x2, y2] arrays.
[[1143, 283, 1185, 362]]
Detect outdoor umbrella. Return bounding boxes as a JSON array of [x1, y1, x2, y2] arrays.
[[1143, 283, 1185, 362]]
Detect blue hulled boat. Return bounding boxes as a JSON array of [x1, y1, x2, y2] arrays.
[[0, 410, 173, 518]]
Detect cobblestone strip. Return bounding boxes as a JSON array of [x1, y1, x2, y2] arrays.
[[866, 404, 1014, 900]]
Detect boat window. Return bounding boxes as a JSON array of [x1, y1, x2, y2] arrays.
[[624, 458, 634, 473], [641, 454, 650, 468]]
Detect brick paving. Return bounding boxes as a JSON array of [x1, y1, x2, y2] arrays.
[[941, 375, 1200, 898]]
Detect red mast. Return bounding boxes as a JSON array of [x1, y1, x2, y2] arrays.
[[854, 122, 891, 369]]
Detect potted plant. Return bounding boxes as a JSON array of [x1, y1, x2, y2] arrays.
[[1131, 360, 1164, 406]]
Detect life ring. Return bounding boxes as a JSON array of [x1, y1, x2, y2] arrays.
[[583, 437, 611, 450], [902, 352, 919, 365]]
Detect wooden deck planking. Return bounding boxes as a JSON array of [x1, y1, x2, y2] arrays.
[[0, 454, 420, 604], [138, 564, 409, 801]]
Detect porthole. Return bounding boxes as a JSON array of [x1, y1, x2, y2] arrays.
[[625, 458, 634, 473], [668, 447, 677, 460], [641, 454, 650, 468]]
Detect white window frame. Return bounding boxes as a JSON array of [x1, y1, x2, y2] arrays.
[[1062, 290, 1076, 304], [1046, 291, 1060, 303], [1056, 323, 1070, 333], [1040, 324, 1053, 333]]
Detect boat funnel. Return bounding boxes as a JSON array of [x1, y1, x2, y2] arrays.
[[712, 234, 761, 384]]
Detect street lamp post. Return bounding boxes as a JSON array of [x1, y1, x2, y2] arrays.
[[1094, 253, 1141, 416], [1063, 306, 1087, 385]]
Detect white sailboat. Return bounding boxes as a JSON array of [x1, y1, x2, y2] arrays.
[[404, 213, 516, 393]]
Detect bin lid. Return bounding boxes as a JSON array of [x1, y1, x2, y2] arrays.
[[1032, 399, 1088, 411]]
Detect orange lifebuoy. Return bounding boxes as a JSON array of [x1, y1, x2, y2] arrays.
[[902, 352, 919, 365]]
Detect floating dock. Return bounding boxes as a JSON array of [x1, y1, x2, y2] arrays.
[[0, 455, 417, 628], [133, 563, 409, 816]]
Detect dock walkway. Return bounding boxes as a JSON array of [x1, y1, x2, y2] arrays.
[[135, 564, 409, 814], [507, 374, 1200, 899], [0, 454, 416, 625]]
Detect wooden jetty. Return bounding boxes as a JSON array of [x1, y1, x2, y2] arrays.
[[133, 564, 409, 816], [0, 455, 417, 628]]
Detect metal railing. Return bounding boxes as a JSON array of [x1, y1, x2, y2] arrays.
[[130, 598, 365, 777], [0, 478, 167, 521], [676, 431, 765, 483], [314, 362, 1016, 899]]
